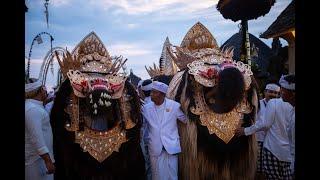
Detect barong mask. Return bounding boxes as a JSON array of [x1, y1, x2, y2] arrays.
[[55, 34, 127, 116], [167, 22, 255, 143], [54, 32, 137, 162]]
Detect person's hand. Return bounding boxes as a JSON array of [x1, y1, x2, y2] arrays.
[[44, 159, 55, 174], [234, 127, 245, 137]]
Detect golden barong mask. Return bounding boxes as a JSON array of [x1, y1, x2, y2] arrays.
[[165, 22, 252, 90], [55, 33, 127, 99], [55, 32, 136, 162], [168, 45, 253, 90]]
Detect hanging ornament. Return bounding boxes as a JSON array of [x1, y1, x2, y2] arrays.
[[44, 0, 49, 28], [36, 35, 43, 44]]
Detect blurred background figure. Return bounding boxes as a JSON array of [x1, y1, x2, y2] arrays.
[[140, 78, 153, 180]]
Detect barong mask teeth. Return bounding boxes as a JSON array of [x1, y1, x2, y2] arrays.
[[67, 69, 127, 99]]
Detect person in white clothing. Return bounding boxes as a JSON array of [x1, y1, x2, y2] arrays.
[[44, 91, 55, 114], [140, 79, 153, 180], [235, 75, 295, 179], [279, 75, 295, 176], [142, 81, 187, 180], [25, 79, 55, 180], [236, 83, 280, 177]]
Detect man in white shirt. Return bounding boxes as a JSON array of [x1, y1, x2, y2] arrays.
[[279, 74, 295, 176], [142, 81, 187, 180], [25, 79, 55, 180], [237, 83, 280, 176], [235, 75, 294, 179], [140, 79, 153, 180]]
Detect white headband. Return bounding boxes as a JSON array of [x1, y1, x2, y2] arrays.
[[152, 81, 168, 94], [279, 75, 295, 90], [265, 83, 280, 92], [141, 83, 153, 91], [25, 81, 42, 93]]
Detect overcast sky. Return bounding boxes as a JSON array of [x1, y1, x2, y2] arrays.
[[25, 0, 291, 90]]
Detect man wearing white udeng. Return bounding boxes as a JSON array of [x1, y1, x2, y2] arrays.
[[142, 81, 186, 180], [25, 79, 55, 180]]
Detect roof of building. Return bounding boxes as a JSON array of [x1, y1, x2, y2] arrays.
[[221, 32, 273, 73], [260, 1, 295, 39]]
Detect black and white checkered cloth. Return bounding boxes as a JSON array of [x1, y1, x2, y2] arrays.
[[262, 147, 292, 180], [257, 141, 264, 173]]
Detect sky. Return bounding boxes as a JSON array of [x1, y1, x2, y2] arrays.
[[25, 0, 292, 90]]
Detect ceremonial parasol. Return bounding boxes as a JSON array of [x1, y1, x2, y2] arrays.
[[217, 0, 276, 65]]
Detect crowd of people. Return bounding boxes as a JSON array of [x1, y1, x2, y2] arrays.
[[25, 73, 295, 180], [235, 75, 295, 179]]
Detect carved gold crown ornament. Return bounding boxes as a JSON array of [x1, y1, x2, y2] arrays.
[[180, 22, 219, 51], [56, 32, 136, 162], [145, 63, 162, 78], [166, 22, 254, 143], [159, 37, 178, 76], [145, 37, 178, 78]]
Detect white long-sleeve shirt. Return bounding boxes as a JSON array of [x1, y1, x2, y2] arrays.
[[25, 99, 54, 165], [254, 99, 268, 142], [142, 98, 186, 156], [144, 96, 152, 105], [44, 101, 54, 114], [244, 98, 293, 162], [287, 107, 295, 172], [141, 96, 153, 143]]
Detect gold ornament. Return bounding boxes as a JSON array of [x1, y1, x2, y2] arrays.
[[75, 125, 127, 163], [190, 82, 252, 143]]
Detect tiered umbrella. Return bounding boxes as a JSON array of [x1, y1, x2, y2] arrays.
[[217, 0, 276, 65]]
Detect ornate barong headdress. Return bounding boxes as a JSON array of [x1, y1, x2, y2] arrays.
[[167, 22, 254, 143], [54, 32, 137, 162], [145, 37, 178, 78], [55, 32, 127, 99], [145, 63, 162, 78]]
